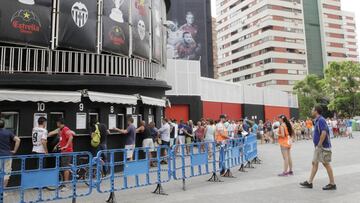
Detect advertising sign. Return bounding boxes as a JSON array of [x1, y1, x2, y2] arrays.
[[102, 0, 130, 56], [57, 0, 97, 52], [167, 0, 214, 77], [131, 0, 150, 59], [151, 0, 162, 62], [0, 0, 52, 47]]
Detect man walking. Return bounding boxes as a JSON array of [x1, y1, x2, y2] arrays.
[[0, 119, 21, 189], [300, 106, 336, 190]]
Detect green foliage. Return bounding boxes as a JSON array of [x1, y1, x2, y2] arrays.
[[294, 61, 360, 118]]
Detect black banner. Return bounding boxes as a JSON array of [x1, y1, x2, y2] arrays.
[[102, 0, 130, 56], [131, 0, 150, 59], [167, 0, 214, 77], [0, 0, 52, 47], [58, 0, 97, 52], [151, 0, 162, 63]]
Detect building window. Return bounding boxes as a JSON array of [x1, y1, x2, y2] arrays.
[[0, 112, 19, 136]]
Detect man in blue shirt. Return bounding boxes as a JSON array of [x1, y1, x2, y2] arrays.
[[0, 119, 21, 189], [300, 106, 336, 190]]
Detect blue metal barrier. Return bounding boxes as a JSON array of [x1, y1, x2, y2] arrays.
[[0, 151, 93, 203], [95, 145, 172, 201], [221, 138, 244, 177], [171, 141, 221, 190], [1, 138, 259, 203], [244, 134, 258, 162]]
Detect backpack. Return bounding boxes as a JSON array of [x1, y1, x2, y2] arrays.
[[91, 124, 101, 148]]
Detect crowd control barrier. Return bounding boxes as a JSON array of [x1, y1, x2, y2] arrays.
[[95, 145, 172, 202], [172, 141, 221, 190], [1, 137, 259, 203], [243, 134, 260, 168], [221, 138, 245, 177], [0, 152, 93, 203]]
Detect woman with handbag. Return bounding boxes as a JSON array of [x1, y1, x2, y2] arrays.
[[277, 115, 294, 177]]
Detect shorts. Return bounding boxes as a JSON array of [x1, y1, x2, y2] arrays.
[[142, 138, 155, 152], [161, 140, 170, 147], [0, 159, 12, 180], [313, 147, 332, 164], [125, 145, 135, 159], [347, 127, 352, 134], [177, 136, 185, 145], [186, 137, 192, 144], [61, 156, 72, 167]]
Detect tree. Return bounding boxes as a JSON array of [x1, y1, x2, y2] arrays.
[[323, 61, 360, 117], [293, 74, 328, 119]]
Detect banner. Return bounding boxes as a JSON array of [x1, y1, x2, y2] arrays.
[[167, 0, 214, 77], [102, 0, 130, 56], [151, 0, 162, 63], [0, 0, 52, 47], [131, 0, 150, 59], [57, 0, 97, 52]]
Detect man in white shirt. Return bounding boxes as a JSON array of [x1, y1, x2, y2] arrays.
[[32, 117, 48, 154], [158, 118, 171, 164], [170, 119, 178, 146]]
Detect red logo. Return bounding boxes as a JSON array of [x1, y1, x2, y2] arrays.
[[11, 9, 41, 34], [109, 26, 125, 46]]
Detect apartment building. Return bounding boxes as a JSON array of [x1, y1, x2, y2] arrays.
[[216, 0, 359, 92], [342, 11, 359, 61], [212, 17, 220, 79], [216, 0, 308, 92]]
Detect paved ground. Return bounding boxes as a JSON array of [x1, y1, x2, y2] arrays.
[[5, 133, 360, 203]]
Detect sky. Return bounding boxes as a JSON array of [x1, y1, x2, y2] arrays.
[[210, 0, 360, 45]]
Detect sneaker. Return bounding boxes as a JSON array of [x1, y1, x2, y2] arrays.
[[300, 181, 313, 189], [278, 172, 288, 177], [323, 184, 337, 190], [287, 171, 294, 176]]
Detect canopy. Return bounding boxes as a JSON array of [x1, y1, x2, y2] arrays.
[[87, 91, 138, 105], [0, 89, 81, 103], [140, 96, 166, 107]]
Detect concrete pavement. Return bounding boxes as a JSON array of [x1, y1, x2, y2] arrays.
[[55, 132, 360, 203]]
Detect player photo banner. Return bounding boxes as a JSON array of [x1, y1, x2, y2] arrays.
[[151, 0, 162, 63], [102, 0, 130, 56], [131, 0, 150, 59], [57, 0, 97, 52], [0, 0, 52, 47]]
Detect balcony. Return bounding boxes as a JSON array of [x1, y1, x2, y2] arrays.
[[0, 46, 165, 81]]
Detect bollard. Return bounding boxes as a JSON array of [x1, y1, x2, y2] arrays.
[[153, 183, 167, 195], [208, 172, 222, 182]]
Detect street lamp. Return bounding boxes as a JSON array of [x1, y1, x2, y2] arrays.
[[18, 0, 35, 5]]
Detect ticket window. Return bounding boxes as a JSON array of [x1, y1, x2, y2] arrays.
[[117, 114, 125, 129], [48, 112, 64, 131], [0, 112, 19, 135], [89, 113, 99, 128]]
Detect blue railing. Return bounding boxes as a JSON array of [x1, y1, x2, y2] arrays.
[[0, 134, 259, 203]]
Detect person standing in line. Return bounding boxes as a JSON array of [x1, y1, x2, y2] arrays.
[[49, 118, 74, 192], [0, 119, 21, 190], [331, 118, 338, 138], [300, 106, 336, 190], [158, 118, 171, 164], [113, 117, 136, 161], [32, 117, 49, 155], [258, 120, 265, 144], [346, 118, 354, 139], [305, 118, 313, 140], [204, 119, 216, 158], [175, 120, 186, 154], [90, 118, 109, 167], [170, 119, 178, 146], [277, 115, 294, 176], [136, 121, 155, 166], [194, 121, 205, 151]]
